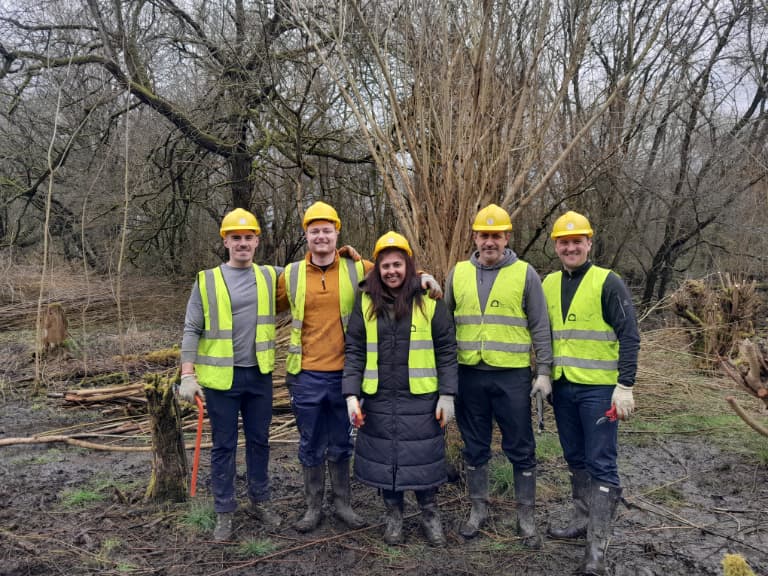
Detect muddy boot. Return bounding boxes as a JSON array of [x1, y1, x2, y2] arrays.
[[213, 511, 234, 542], [250, 500, 282, 529], [417, 490, 446, 547], [581, 483, 622, 575], [459, 463, 489, 538], [514, 467, 542, 549], [548, 468, 591, 539], [382, 493, 404, 545], [294, 464, 325, 533], [328, 459, 366, 529]]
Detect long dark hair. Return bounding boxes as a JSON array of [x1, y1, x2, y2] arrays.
[[365, 248, 425, 321]]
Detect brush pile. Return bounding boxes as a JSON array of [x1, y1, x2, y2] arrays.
[[670, 274, 760, 370]]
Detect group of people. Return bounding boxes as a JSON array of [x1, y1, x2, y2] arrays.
[[179, 201, 639, 576]]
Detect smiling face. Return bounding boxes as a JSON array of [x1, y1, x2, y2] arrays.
[[305, 220, 339, 260], [223, 230, 260, 268], [377, 249, 407, 291], [473, 231, 511, 266], [554, 235, 592, 271]]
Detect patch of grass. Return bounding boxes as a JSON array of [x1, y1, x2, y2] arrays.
[[15, 448, 65, 466], [237, 538, 277, 557], [377, 544, 405, 562], [626, 411, 768, 464], [181, 501, 216, 533], [535, 433, 563, 462], [60, 488, 105, 508], [100, 538, 122, 554], [646, 485, 686, 508], [489, 459, 514, 498]]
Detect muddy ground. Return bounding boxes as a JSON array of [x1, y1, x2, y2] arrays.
[[1, 336, 767, 575], [2, 393, 766, 575]]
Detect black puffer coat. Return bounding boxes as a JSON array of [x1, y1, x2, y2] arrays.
[[342, 287, 458, 492]]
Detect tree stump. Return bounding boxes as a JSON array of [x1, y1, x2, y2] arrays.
[[144, 373, 188, 502], [42, 302, 68, 353]]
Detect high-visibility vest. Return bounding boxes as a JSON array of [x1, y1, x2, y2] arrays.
[[541, 265, 619, 384], [195, 264, 276, 389], [360, 293, 438, 395], [284, 257, 366, 375], [452, 260, 531, 367]]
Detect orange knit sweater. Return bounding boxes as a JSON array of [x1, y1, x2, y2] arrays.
[[277, 252, 373, 371]]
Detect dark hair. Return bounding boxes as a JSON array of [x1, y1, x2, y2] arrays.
[[365, 248, 425, 321]]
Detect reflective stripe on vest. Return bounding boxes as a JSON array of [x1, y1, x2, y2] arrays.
[[360, 293, 438, 395], [453, 260, 531, 367], [284, 257, 365, 375], [541, 265, 619, 384], [195, 264, 276, 389]]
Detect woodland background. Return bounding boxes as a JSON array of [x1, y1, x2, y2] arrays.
[[1, 0, 767, 302]]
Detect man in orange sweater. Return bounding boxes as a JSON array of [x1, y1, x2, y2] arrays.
[[278, 202, 441, 533], [277, 202, 370, 532]]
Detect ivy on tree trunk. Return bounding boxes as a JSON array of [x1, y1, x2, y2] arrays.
[[144, 373, 188, 503]]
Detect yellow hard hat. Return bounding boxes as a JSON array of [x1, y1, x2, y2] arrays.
[[550, 211, 594, 239], [303, 201, 341, 231], [472, 204, 513, 232], [373, 231, 413, 259], [220, 208, 261, 238]]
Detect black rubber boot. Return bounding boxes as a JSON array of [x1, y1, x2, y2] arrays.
[[416, 490, 446, 547], [382, 493, 404, 545], [328, 459, 366, 529], [294, 464, 325, 533], [213, 511, 234, 541], [250, 501, 282, 529], [548, 468, 591, 539], [514, 467, 542, 549], [459, 463, 489, 538], [581, 483, 622, 575]]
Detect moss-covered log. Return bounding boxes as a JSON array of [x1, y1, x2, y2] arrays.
[[144, 373, 188, 502]]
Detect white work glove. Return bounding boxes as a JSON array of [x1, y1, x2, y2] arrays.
[[435, 395, 455, 428], [178, 373, 203, 402], [529, 374, 552, 399], [346, 396, 365, 428], [612, 384, 635, 420], [420, 273, 443, 300]]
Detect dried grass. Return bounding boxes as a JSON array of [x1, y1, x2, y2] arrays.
[[0, 264, 187, 333]]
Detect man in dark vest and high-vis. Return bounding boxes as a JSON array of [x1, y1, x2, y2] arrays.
[[542, 211, 639, 576], [445, 203, 553, 548], [179, 208, 281, 541]]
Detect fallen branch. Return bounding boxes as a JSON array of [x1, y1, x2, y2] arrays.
[[725, 396, 768, 437]]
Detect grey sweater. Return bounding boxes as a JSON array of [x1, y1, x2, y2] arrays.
[[181, 264, 281, 367], [444, 249, 553, 376]]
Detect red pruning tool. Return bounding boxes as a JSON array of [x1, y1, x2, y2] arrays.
[[596, 405, 618, 425]]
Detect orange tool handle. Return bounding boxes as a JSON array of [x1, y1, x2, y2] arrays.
[[190, 394, 204, 497]]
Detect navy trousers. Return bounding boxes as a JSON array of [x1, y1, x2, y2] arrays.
[[204, 366, 273, 513], [290, 369, 353, 467], [455, 365, 536, 471]]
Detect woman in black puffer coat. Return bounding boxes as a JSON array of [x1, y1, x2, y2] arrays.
[[342, 232, 458, 546]]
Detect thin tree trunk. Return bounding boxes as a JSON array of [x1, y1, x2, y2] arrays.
[[144, 374, 188, 503]]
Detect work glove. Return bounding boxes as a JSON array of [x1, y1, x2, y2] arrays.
[[612, 384, 635, 420], [338, 245, 362, 262], [529, 374, 552, 399], [346, 396, 365, 428], [435, 395, 455, 428], [420, 273, 443, 299], [179, 373, 203, 402]]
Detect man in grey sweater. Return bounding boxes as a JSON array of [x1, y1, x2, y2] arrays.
[[178, 208, 281, 541], [445, 204, 552, 548]]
